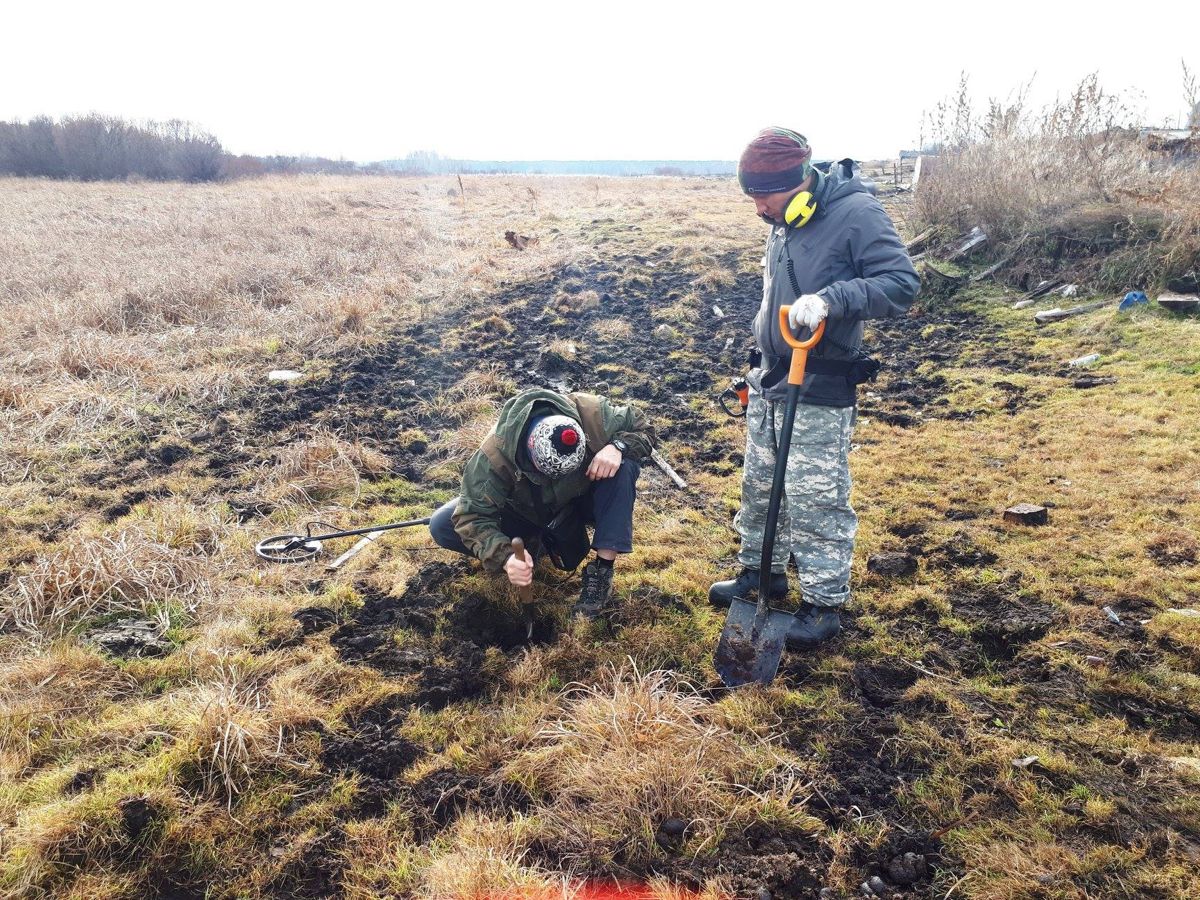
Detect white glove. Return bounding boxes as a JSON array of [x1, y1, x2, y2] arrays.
[[788, 294, 828, 333]]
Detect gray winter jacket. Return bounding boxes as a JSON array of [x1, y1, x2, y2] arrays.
[[748, 167, 919, 406]]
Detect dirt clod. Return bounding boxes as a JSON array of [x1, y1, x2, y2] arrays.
[[867, 552, 918, 577]]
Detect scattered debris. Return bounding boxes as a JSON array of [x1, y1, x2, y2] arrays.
[[504, 231, 539, 251], [971, 237, 1027, 283], [1011, 299, 1035, 309], [649, 448, 687, 489], [88, 619, 172, 658], [1085, 655, 1106, 667], [326, 530, 385, 572], [867, 551, 919, 577], [1102, 606, 1123, 625], [947, 226, 989, 262], [1157, 293, 1200, 312], [1034, 301, 1107, 325], [712, 304, 724, 318], [1118, 290, 1149, 311], [1004, 503, 1048, 526], [723, 337, 734, 351], [1167, 757, 1200, 776], [1026, 279, 1066, 299], [1012, 755, 1039, 769], [1167, 608, 1200, 618], [1072, 375, 1117, 389], [268, 369, 304, 382], [905, 225, 938, 254], [922, 262, 967, 295], [1068, 353, 1101, 367], [653, 324, 679, 343], [1057, 283, 1080, 298]]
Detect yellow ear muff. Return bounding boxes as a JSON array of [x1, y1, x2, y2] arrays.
[[784, 190, 817, 228]]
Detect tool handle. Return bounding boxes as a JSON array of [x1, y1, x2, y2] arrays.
[[511, 537, 533, 603], [777, 309, 826, 386]]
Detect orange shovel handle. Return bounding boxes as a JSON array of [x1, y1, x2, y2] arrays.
[[777, 308, 826, 386]]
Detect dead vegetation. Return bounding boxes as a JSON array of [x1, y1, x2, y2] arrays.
[[915, 73, 1200, 291], [500, 664, 818, 862]]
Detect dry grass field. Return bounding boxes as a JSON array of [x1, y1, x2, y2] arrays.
[[0, 170, 1198, 899]]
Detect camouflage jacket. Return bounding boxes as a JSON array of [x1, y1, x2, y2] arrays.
[[452, 388, 653, 572]]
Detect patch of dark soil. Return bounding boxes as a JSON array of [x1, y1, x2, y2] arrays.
[[449, 590, 559, 649], [953, 583, 1057, 661], [264, 826, 347, 900], [1093, 687, 1200, 741], [329, 566, 454, 668], [147, 881, 208, 900], [321, 696, 423, 818], [119, 796, 160, 841], [852, 659, 921, 708], [867, 551, 919, 578], [415, 640, 489, 710], [292, 606, 338, 635], [407, 766, 531, 841], [888, 521, 926, 539], [63, 768, 97, 795], [860, 305, 1042, 427], [928, 530, 998, 569], [102, 487, 169, 522], [624, 842, 827, 899], [1146, 530, 1198, 567]]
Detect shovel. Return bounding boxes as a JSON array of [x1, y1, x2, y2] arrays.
[[511, 537, 535, 639], [714, 308, 825, 687]]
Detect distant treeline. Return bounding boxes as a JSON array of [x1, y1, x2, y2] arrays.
[[0, 116, 738, 182], [383, 151, 736, 177], [0, 116, 226, 181], [0, 115, 387, 182]]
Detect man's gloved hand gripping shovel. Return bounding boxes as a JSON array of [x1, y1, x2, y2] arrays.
[[715, 308, 825, 687]]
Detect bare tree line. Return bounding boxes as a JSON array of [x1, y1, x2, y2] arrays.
[[0, 115, 225, 181], [0, 115, 387, 182]]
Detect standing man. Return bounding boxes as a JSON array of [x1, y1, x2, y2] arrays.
[[709, 127, 919, 648], [429, 388, 654, 618]]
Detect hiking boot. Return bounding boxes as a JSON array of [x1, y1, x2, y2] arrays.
[[573, 560, 615, 619], [708, 568, 788, 609], [786, 602, 842, 649]]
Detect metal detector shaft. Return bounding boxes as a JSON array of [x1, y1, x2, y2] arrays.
[[305, 516, 431, 542]]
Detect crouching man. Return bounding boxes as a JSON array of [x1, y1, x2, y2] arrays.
[[429, 388, 654, 617]]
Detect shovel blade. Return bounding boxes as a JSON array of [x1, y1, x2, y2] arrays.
[[714, 596, 794, 687]]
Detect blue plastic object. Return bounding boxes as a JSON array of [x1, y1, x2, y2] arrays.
[[1119, 290, 1148, 311]]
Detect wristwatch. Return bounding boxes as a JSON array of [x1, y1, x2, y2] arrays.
[[610, 439, 629, 455]]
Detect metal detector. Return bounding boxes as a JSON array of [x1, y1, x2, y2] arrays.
[[255, 516, 432, 563]]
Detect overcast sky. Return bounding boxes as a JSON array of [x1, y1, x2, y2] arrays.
[[4, 0, 1197, 162]]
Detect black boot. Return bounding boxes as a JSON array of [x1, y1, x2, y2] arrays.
[[708, 568, 788, 609], [786, 602, 841, 649], [573, 559, 615, 619]]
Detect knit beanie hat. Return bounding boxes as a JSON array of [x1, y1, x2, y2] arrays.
[[737, 127, 813, 194], [524, 414, 587, 478]]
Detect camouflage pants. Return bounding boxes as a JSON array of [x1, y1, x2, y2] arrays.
[[733, 389, 857, 608]]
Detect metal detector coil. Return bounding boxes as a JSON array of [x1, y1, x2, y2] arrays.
[[255, 534, 324, 563]]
